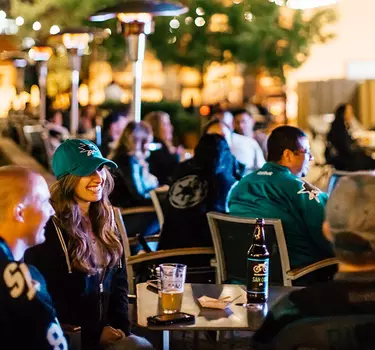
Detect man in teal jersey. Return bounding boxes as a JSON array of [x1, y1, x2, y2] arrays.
[[228, 126, 334, 283]]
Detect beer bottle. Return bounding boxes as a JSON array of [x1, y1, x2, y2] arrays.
[[247, 218, 270, 304]]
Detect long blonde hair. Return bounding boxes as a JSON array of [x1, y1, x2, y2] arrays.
[[144, 111, 174, 152], [113, 121, 152, 161], [50, 168, 123, 275]]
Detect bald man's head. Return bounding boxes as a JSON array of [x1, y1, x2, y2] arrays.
[[0, 166, 55, 258], [0, 166, 38, 217], [0, 166, 54, 249]]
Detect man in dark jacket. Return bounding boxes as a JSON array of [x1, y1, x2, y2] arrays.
[[0, 166, 67, 349], [158, 119, 243, 254], [252, 174, 375, 350]]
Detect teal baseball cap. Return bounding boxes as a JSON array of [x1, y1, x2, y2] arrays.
[[52, 139, 117, 180]]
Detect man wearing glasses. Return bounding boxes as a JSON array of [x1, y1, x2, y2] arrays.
[[229, 126, 334, 285]]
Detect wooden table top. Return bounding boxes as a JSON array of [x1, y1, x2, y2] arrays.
[[137, 283, 299, 331]]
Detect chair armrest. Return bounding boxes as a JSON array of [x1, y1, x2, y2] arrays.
[[120, 206, 156, 216], [61, 324, 81, 350], [61, 324, 81, 334], [128, 234, 160, 246], [286, 257, 339, 280], [128, 294, 137, 304], [210, 258, 218, 267], [155, 185, 169, 192], [127, 247, 215, 265]]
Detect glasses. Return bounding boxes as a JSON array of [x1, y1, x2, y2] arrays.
[[294, 149, 313, 160]]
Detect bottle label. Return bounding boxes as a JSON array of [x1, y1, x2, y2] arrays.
[[247, 258, 269, 296]]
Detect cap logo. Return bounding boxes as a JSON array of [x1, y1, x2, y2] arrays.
[[78, 143, 99, 157]]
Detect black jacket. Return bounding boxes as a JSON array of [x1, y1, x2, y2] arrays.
[[0, 237, 67, 349], [325, 125, 375, 171], [158, 134, 243, 252], [110, 148, 156, 208], [252, 271, 375, 349], [24, 219, 130, 350], [149, 138, 179, 185]]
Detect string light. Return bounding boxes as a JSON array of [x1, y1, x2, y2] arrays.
[[23, 37, 35, 48], [15, 16, 24, 26], [195, 17, 205, 27], [185, 17, 193, 25], [169, 18, 180, 29], [168, 36, 177, 44], [244, 12, 254, 22], [32, 21, 41, 31], [50, 25, 60, 35], [196, 7, 205, 16]]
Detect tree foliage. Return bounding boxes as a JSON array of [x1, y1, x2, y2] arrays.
[[148, 0, 336, 78], [10, 0, 336, 78]]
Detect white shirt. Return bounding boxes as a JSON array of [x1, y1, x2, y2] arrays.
[[231, 133, 265, 174]]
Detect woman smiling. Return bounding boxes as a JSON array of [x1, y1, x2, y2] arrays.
[[25, 139, 153, 350]]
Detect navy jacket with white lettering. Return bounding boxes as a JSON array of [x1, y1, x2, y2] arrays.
[[229, 162, 334, 269], [0, 237, 67, 349], [24, 219, 130, 350]]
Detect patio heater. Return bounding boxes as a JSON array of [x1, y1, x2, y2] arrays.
[[0, 51, 31, 93], [50, 27, 107, 135], [90, 0, 188, 122], [28, 43, 53, 123]]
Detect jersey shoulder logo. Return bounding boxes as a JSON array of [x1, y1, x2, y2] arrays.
[[3, 262, 40, 300], [169, 174, 208, 209], [297, 179, 321, 203]]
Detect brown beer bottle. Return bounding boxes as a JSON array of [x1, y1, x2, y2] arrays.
[[247, 218, 270, 304]]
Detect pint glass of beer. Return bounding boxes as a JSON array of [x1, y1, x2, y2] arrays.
[[159, 263, 187, 314]]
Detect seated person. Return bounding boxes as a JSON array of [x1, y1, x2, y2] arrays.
[[0, 166, 67, 349], [233, 109, 268, 156], [325, 103, 375, 171], [158, 119, 243, 256], [45, 109, 70, 152], [100, 108, 129, 158], [212, 110, 265, 173], [229, 126, 334, 283], [78, 105, 97, 140], [144, 111, 183, 185], [110, 121, 158, 208], [252, 174, 375, 349], [110, 122, 159, 239], [25, 139, 153, 350]]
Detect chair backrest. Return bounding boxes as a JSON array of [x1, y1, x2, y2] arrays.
[[150, 186, 169, 228], [327, 170, 375, 195], [273, 314, 375, 350], [23, 124, 53, 170], [113, 207, 135, 293], [207, 212, 290, 286]]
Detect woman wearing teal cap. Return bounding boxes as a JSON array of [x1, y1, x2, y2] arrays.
[[25, 139, 154, 350]]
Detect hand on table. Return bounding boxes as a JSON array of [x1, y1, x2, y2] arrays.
[[100, 326, 125, 345]]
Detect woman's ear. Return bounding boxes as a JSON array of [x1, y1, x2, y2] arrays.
[[14, 203, 25, 223], [282, 149, 293, 163]]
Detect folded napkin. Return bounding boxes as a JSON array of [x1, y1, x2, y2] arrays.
[[198, 296, 230, 310]]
